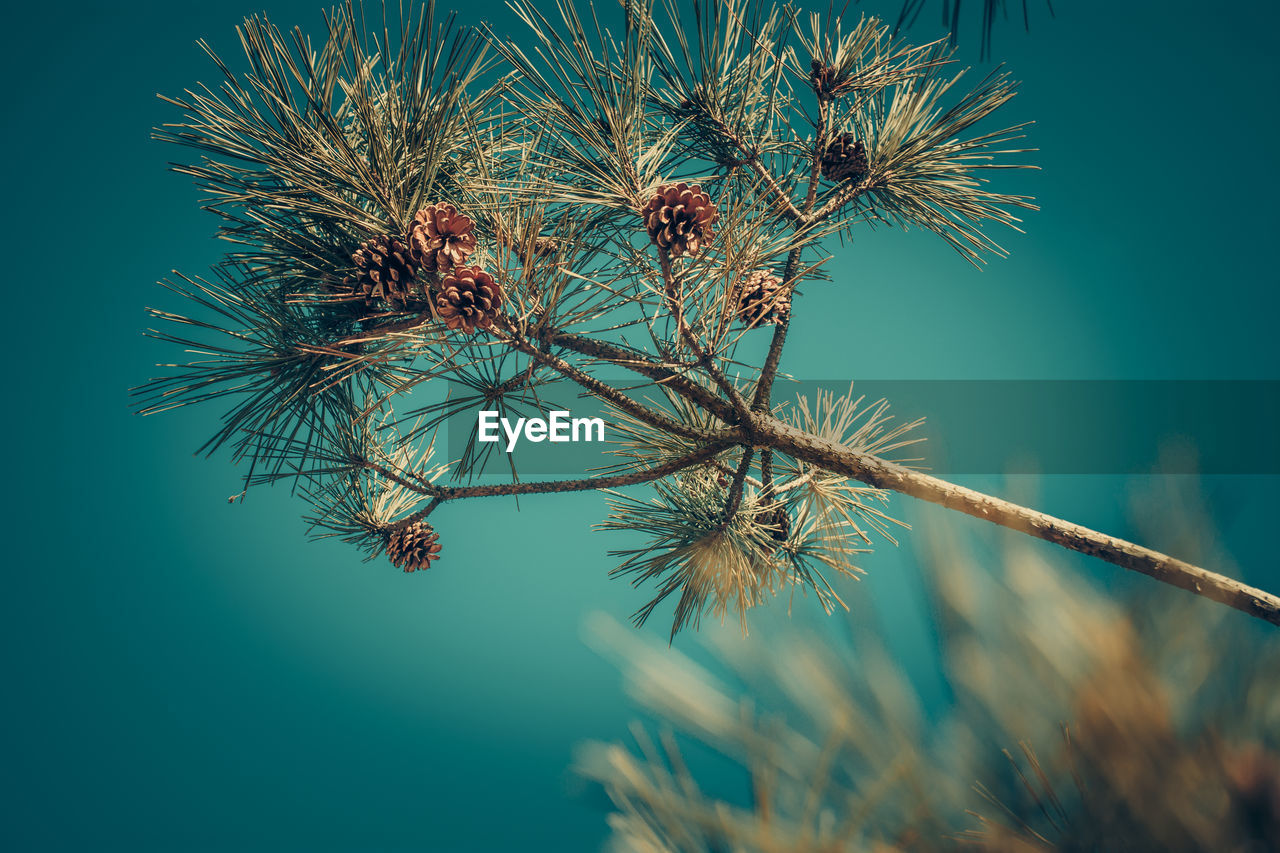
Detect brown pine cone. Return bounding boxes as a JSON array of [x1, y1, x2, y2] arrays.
[[530, 236, 558, 257], [435, 265, 503, 334], [640, 183, 718, 258], [810, 59, 838, 99], [820, 133, 869, 183], [735, 270, 789, 327], [345, 235, 419, 308], [762, 505, 791, 544], [385, 520, 442, 572], [408, 203, 478, 275]]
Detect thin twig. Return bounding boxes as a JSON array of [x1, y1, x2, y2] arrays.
[[541, 327, 736, 422], [494, 319, 711, 441], [723, 447, 756, 520], [657, 249, 757, 433], [362, 436, 738, 502]]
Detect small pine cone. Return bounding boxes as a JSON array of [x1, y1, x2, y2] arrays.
[[385, 520, 442, 572], [763, 506, 791, 544], [345, 235, 419, 308], [408, 203, 478, 275], [810, 59, 838, 99], [530, 236, 558, 258], [735, 270, 789, 327], [820, 133, 869, 183], [435, 265, 503, 333], [640, 183, 718, 258]]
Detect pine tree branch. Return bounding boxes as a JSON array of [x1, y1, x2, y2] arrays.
[[723, 447, 756, 520], [362, 435, 739, 504], [657, 249, 757, 433], [809, 174, 885, 223], [751, 245, 799, 413], [539, 328, 737, 422], [803, 98, 829, 211], [699, 112, 806, 226], [493, 320, 716, 441], [758, 449, 775, 500], [755, 414, 1280, 627], [150, 0, 1266, 635], [750, 98, 827, 414]]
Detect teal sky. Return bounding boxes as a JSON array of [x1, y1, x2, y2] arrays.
[[4, 1, 1279, 850]]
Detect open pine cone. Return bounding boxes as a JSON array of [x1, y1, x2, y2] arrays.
[[820, 133, 869, 183], [385, 520, 442, 572], [435, 265, 503, 333], [345, 235, 419, 308], [640, 183, 718, 258], [408, 203, 478, 275], [735, 270, 789, 327]]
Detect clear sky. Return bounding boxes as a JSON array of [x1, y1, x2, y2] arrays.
[[4, 0, 1278, 849]]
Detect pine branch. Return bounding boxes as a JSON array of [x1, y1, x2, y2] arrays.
[[141, 0, 1280, 635], [656, 249, 756, 431], [750, 243, 801, 412], [723, 447, 756, 519], [755, 414, 1280, 627], [749, 86, 827, 413], [359, 435, 740, 503], [539, 328, 736, 422], [493, 319, 716, 441]]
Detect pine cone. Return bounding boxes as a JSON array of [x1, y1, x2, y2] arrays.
[[435, 265, 503, 333], [762, 505, 790, 544], [530, 236, 558, 257], [640, 183, 718, 258], [408, 203, 478, 275], [735, 270, 789, 327], [407, 203, 478, 275], [345, 235, 419, 308], [385, 520, 442, 572], [810, 59, 838, 99], [821, 133, 869, 183]]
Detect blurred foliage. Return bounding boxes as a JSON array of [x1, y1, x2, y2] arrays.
[[581, 474, 1279, 851]]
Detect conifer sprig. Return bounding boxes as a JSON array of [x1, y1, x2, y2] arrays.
[[137, 0, 1280, 635]]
